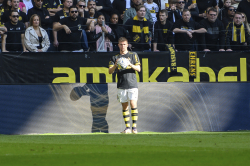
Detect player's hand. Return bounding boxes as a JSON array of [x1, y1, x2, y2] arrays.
[[64, 25, 71, 34]]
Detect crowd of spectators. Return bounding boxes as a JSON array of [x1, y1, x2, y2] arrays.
[[0, 0, 249, 52]]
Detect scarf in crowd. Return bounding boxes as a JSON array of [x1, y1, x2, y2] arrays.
[[96, 24, 113, 51], [132, 15, 149, 43], [232, 22, 245, 43]]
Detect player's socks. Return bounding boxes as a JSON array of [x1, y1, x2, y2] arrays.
[[131, 108, 138, 130], [123, 109, 130, 128]]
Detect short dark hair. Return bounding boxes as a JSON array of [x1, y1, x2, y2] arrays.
[[183, 9, 190, 14], [118, 37, 128, 43], [159, 10, 168, 16], [207, 7, 217, 14], [9, 10, 18, 16], [234, 12, 243, 18], [69, 5, 78, 12], [135, 5, 146, 12]]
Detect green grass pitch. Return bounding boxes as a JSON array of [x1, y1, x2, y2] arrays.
[[0, 131, 250, 166]]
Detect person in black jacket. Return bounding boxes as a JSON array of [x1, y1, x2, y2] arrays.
[[153, 9, 174, 51], [222, 6, 236, 28], [199, 7, 225, 51], [109, 13, 129, 51], [218, 0, 231, 21], [173, 9, 206, 51], [237, 0, 250, 23], [225, 12, 250, 51], [27, 0, 53, 30]]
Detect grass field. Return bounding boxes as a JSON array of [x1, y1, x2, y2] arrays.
[[0, 131, 250, 166]]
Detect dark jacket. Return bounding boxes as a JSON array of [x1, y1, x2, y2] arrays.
[[27, 6, 53, 30], [109, 23, 130, 46]]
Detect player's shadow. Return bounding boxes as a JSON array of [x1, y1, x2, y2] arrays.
[[70, 84, 109, 133]]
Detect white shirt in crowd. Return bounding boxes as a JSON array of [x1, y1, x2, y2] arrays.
[[23, 0, 33, 13], [144, 2, 159, 23]]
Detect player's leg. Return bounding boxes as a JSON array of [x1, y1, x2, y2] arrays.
[[128, 88, 138, 134], [118, 89, 131, 133]]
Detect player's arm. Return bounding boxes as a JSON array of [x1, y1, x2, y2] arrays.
[[129, 63, 141, 72], [109, 60, 118, 74]]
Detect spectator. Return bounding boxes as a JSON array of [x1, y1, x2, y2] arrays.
[[76, 0, 89, 18], [87, 14, 115, 51], [95, 0, 113, 23], [27, 0, 53, 30], [19, 0, 26, 13], [196, 0, 218, 22], [218, 0, 231, 21], [222, 6, 236, 28], [2, 0, 11, 11], [241, 12, 250, 32], [225, 12, 250, 51], [153, 9, 174, 51], [2, 10, 26, 52], [77, 0, 90, 51], [109, 13, 130, 51], [167, 2, 179, 23], [185, 0, 199, 20], [24, 14, 50, 52], [237, 0, 250, 23], [0, 0, 5, 26], [1, 0, 28, 28], [144, 0, 159, 24], [173, 9, 206, 51], [53, 0, 72, 49], [87, 0, 102, 20], [22, 0, 33, 12], [53, 5, 94, 52], [43, 0, 62, 17], [199, 7, 225, 51], [112, 0, 131, 25], [124, 5, 152, 51], [123, 0, 153, 24]]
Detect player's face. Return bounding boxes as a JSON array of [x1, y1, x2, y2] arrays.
[[70, 8, 78, 20], [118, 41, 128, 52], [159, 12, 167, 22], [234, 14, 242, 25], [32, 16, 40, 27], [64, 0, 73, 9], [183, 11, 191, 22], [10, 12, 19, 23], [137, 7, 146, 19], [224, 0, 231, 8], [11, 0, 19, 9], [110, 14, 118, 24], [35, 0, 43, 8], [88, 1, 96, 9], [207, 11, 217, 23]]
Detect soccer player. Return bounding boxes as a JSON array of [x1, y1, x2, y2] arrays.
[[109, 37, 141, 134]]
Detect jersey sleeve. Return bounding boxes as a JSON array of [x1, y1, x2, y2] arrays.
[[133, 53, 140, 65], [109, 56, 116, 67]]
